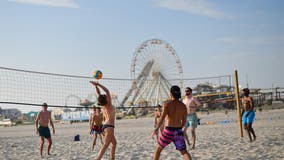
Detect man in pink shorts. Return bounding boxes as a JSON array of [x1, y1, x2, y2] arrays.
[[152, 85, 192, 160]]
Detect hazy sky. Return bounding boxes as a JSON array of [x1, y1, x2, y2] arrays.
[[1, 0, 283, 90]]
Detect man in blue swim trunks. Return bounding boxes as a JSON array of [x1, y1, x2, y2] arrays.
[[182, 87, 201, 149], [152, 85, 191, 160], [35, 103, 55, 157], [242, 88, 256, 142]]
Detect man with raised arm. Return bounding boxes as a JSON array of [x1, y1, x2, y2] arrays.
[[152, 85, 191, 160], [35, 103, 55, 157], [90, 81, 117, 160]]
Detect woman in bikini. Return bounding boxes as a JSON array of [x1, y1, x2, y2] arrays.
[[90, 81, 117, 160]]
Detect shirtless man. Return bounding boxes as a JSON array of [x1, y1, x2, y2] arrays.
[[90, 106, 104, 150], [90, 81, 117, 160], [242, 88, 256, 142], [154, 105, 164, 141], [35, 103, 55, 157], [182, 87, 201, 149], [152, 85, 191, 160]]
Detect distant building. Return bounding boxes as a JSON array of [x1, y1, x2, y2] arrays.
[[216, 85, 232, 93], [51, 108, 71, 120], [194, 83, 215, 94], [0, 108, 22, 121], [24, 111, 39, 121]]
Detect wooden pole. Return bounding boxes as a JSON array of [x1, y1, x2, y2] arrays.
[[234, 70, 243, 138]]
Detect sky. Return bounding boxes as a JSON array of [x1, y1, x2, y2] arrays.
[[0, 0, 283, 91]]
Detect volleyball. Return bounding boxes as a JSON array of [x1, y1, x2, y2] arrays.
[[93, 70, 103, 80]]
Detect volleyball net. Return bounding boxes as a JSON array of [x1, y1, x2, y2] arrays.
[[0, 67, 233, 110]]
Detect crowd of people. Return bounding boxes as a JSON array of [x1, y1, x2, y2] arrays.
[[34, 83, 256, 160]]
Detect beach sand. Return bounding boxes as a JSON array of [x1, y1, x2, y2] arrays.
[[0, 109, 283, 160]]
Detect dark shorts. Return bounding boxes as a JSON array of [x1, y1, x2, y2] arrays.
[[102, 124, 115, 132], [158, 127, 187, 151], [91, 125, 103, 134], [38, 126, 51, 139]]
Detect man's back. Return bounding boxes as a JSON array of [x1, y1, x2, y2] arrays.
[[102, 106, 115, 125], [164, 100, 187, 128]]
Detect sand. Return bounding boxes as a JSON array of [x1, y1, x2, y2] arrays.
[[0, 109, 283, 160]]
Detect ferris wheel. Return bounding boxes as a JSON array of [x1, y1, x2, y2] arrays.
[[131, 39, 183, 83], [121, 39, 183, 107]]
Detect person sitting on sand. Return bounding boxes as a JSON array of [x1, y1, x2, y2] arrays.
[[90, 81, 117, 160], [152, 85, 192, 160], [90, 106, 104, 150], [35, 103, 55, 157], [242, 88, 256, 142], [154, 105, 165, 141]]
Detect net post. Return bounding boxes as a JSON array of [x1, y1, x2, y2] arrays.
[[234, 70, 243, 138]]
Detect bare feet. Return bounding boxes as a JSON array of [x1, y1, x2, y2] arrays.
[[92, 145, 95, 151], [187, 142, 191, 146], [186, 143, 191, 150]]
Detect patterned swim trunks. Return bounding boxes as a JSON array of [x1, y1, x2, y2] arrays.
[[158, 127, 186, 151]]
